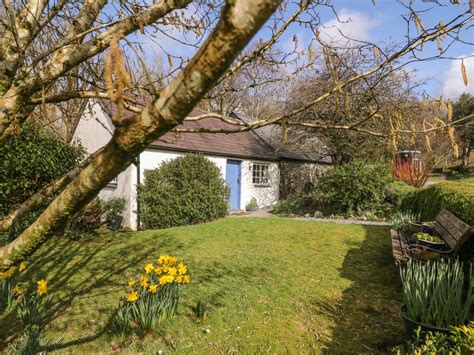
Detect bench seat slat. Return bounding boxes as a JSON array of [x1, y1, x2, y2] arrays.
[[433, 220, 459, 249], [436, 210, 470, 234], [392, 208, 472, 265]]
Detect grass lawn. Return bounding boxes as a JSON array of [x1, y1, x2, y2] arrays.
[[0, 218, 403, 353]]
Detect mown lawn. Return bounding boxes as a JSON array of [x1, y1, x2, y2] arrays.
[[0, 218, 403, 353]]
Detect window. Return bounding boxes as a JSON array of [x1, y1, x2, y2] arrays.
[[252, 163, 270, 186], [107, 177, 118, 188]]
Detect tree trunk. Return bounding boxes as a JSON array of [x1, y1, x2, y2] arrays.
[[0, 0, 281, 264]]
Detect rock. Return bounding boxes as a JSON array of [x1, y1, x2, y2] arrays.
[[305, 213, 310, 218], [314, 211, 324, 218]]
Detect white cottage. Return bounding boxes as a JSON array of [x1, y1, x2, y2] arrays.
[[73, 101, 280, 230]]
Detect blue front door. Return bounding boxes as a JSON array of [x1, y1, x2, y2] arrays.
[[226, 160, 241, 210]]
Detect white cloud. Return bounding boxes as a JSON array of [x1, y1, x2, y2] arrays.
[[319, 8, 379, 46], [442, 55, 474, 100]]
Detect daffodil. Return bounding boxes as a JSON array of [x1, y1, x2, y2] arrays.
[[183, 275, 190, 283], [159, 275, 174, 285], [176, 275, 183, 283], [168, 267, 177, 276], [128, 279, 136, 287], [144, 263, 154, 274], [127, 291, 138, 302], [2, 268, 13, 279], [149, 284, 158, 293], [178, 263, 187, 275], [37, 279, 48, 296], [140, 276, 149, 288], [12, 285, 23, 296], [19, 262, 27, 272], [154, 267, 163, 275]]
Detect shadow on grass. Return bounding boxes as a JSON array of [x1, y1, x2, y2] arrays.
[[318, 225, 404, 353], [0, 231, 188, 351]]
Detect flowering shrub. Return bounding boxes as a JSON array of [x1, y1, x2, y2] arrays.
[[392, 160, 429, 188], [112, 255, 190, 337]]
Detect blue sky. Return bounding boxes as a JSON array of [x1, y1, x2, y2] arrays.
[[274, 0, 474, 99], [138, 0, 473, 100]]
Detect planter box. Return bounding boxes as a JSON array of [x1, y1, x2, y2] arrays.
[[401, 305, 452, 341]]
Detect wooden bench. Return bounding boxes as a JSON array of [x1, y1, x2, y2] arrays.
[[391, 209, 472, 265]]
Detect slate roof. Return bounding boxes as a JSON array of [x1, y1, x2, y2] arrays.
[[100, 101, 332, 163], [230, 112, 333, 164], [100, 102, 277, 161]]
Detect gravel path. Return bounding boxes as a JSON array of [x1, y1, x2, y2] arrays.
[[229, 209, 390, 226]]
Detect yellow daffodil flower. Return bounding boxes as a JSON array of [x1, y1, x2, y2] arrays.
[[140, 276, 149, 288], [127, 291, 138, 302], [2, 268, 13, 279], [183, 275, 190, 283], [168, 267, 177, 276], [149, 284, 158, 293], [176, 275, 183, 283], [128, 279, 136, 287], [37, 279, 48, 296], [154, 267, 163, 275], [12, 285, 23, 296], [144, 263, 154, 274], [159, 275, 174, 285], [19, 262, 27, 272], [178, 264, 187, 275]]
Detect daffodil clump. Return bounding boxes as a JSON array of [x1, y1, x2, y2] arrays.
[[1, 262, 29, 311], [111, 255, 190, 336], [1, 262, 53, 352]]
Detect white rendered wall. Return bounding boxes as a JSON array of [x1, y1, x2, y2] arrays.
[[73, 102, 136, 229], [74, 103, 280, 231], [139, 149, 280, 212], [240, 160, 279, 208]]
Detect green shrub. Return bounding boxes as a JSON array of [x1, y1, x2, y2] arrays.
[[245, 198, 259, 212], [317, 161, 391, 215], [138, 154, 229, 229], [401, 182, 474, 224], [65, 198, 103, 239], [0, 123, 85, 216], [272, 191, 325, 216], [385, 181, 416, 209], [102, 197, 126, 225], [392, 322, 474, 354]]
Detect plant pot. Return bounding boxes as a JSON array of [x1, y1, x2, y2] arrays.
[[401, 305, 452, 341], [416, 239, 446, 250], [409, 222, 434, 234]]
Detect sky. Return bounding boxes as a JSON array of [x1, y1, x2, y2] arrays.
[[138, 0, 474, 101], [275, 0, 474, 100]]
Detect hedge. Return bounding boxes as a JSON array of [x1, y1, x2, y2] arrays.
[[401, 182, 474, 224]]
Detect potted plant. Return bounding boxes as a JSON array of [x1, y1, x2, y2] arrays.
[[408, 221, 434, 234], [411, 232, 446, 250], [245, 198, 259, 212], [400, 259, 473, 340]]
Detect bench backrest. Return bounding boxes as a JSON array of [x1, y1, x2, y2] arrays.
[[434, 209, 472, 251]]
